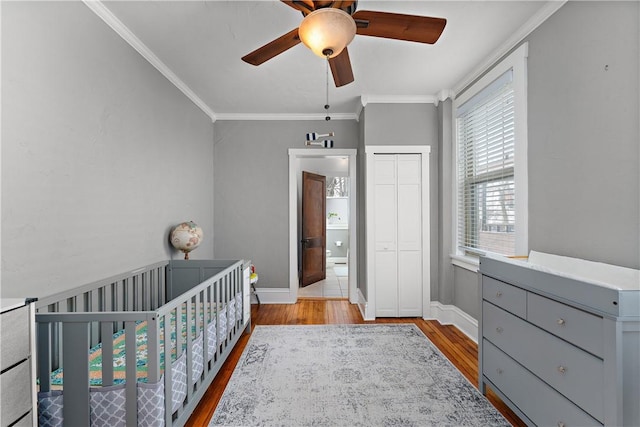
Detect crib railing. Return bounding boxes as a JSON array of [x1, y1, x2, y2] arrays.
[[35, 259, 247, 427], [35, 261, 170, 370], [37, 312, 158, 426]]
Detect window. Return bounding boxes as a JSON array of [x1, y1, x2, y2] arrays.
[[454, 43, 528, 259]]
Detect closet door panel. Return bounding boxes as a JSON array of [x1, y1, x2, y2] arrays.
[[375, 250, 398, 316], [374, 184, 397, 252], [397, 154, 421, 183], [374, 155, 396, 184], [397, 183, 421, 251], [398, 250, 422, 316]]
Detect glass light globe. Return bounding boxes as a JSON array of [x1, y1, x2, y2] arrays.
[[298, 8, 357, 58]]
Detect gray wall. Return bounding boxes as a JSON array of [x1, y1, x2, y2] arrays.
[[527, 1, 639, 268], [361, 103, 441, 302], [437, 99, 455, 306], [451, 1, 640, 319], [1, 2, 215, 298], [212, 120, 358, 288]]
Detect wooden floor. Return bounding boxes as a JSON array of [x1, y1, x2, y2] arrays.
[[186, 299, 526, 427]]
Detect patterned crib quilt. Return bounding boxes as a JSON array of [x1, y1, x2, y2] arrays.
[[48, 295, 241, 387]]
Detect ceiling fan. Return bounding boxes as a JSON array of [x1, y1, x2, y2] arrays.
[[242, 0, 447, 87]]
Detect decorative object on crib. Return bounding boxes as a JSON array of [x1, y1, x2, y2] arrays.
[[170, 221, 203, 259], [305, 132, 334, 148]]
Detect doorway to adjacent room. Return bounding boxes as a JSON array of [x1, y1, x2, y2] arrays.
[[288, 149, 357, 303]]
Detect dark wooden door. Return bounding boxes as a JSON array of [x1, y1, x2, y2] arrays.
[[300, 171, 326, 287]]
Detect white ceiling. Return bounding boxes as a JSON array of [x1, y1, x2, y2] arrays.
[[100, 0, 555, 119]]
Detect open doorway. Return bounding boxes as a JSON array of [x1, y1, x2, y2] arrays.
[[299, 174, 350, 297], [288, 149, 357, 303]]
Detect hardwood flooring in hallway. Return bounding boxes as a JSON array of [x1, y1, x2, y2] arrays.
[[186, 300, 526, 427]]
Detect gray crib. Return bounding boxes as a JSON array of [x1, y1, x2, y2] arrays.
[[35, 259, 250, 427]]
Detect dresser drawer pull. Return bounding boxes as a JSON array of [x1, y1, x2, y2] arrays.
[[496, 327, 504, 334], [557, 366, 567, 374], [557, 318, 566, 326], [496, 368, 503, 375], [496, 291, 503, 298]]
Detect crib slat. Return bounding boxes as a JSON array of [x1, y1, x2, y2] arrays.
[[124, 321, 137, 427], [101, 322, 114, 386], [37, 322, 52, 391], [126, 277, 134, 311], [175, 304, 183, 363], [159, 267, 166, 307], [90, 290, 100, 347], [104, 283, 113, 312], [135, 274, 143, 310], [146, 314, 160, 383], [163, 311, 173, 426], [62, 322, 90, 426], [149, 270, 157, 310], [186, 300, 193, 397]]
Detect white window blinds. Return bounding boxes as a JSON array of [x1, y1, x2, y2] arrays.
[[456, 69, 515, 256]]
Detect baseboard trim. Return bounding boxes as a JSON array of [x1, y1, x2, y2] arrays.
[[428, 302, 478, 344], [357, 288, 375, 321], [251, 289, 478, 342], [252, 287, 295, 304]]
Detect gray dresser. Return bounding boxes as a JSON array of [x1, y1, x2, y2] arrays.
[[479, 254, 640, 427], [1, 299, 37, 427]]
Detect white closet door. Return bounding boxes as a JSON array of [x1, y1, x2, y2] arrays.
[[374, 155, 398, 316], [373, 154, 423, 317], [397, 155, 422, 316]]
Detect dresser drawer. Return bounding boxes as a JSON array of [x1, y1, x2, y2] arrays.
[[483, 302, 604, 422], [483, 340, 601, 427], [0, 359, 32, 427], [0, 305, 30, 371], [482, 276, 527, 318], [527, 293, 604, 358]]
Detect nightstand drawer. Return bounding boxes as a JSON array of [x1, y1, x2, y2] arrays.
[[0, 359, 32, 427], [528, 292, 604, 358], [483, 340, 601, 427], [0, 305, 30, 371], [482, 276, 526, 318], [483, 301, 604, 422]]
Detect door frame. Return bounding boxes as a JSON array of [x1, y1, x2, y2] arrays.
[[365, 145, 431, 319], [288, 149, 357, 303]]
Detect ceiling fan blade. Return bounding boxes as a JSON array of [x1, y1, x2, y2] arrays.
[[280, 0, 315, 15], [353, 10, 446, 44], [329, 47, 354, 87], [332, 1, 357, 11], [242, 28, 301, 66]]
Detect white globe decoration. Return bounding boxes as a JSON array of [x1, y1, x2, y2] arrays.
[[170, 221, 203, 259]]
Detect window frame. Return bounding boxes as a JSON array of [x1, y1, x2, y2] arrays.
[[452, 43, 529, 270]]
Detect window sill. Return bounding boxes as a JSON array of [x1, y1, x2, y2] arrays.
[[450, 254, 479, 273]]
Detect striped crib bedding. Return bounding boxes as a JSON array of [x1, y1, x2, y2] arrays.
[[36, 259, 248, 427], [38, 293, 243, 427], [47, 295, 241, 387]]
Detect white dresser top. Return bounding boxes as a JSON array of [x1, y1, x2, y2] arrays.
[[480, 251, 640, 319], [1, 298, 28, 314]]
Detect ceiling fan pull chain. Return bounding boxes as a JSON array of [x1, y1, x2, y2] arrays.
[[325, 55, 331, 121]]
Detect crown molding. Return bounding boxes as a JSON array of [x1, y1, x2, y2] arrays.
[[215, 113, 359, 121], [453, 0, 566, 97], [82, 0, 217, 122], [360, 95, 438, 107]]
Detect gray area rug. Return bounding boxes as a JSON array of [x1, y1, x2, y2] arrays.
[[210, 324, 509, 427]]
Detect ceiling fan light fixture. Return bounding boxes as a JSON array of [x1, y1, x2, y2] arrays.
[[298, 8, 356, 59]]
